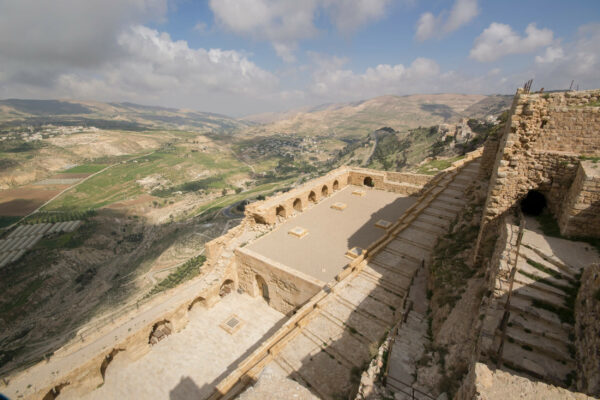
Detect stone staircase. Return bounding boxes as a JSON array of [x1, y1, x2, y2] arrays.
[[255, 160, 481, 399], [490, 231, 582, 387]]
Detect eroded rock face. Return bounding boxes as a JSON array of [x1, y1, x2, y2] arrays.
[[575, 263, 600, 397]]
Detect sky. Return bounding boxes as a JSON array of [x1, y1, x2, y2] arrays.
[[0, 0, 599, 116]]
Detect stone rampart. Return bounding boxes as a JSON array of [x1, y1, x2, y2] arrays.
[[480, 89, 600, 237], [575, 263, 600, 396], [559, 161, 600, 237], [245, 167, 433, 225]]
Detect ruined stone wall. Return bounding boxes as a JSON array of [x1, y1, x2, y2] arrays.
[[559, 161, 600, 237], [347, 168, 431, 195], [481, 89, 600, 227], [235, 247, 323, 315], [575, 263, 600, 397]]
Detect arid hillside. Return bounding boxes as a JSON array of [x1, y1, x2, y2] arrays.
[[241, 94, 512, 138]]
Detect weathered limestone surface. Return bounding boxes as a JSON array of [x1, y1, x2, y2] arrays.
[[575, 263, 600, 397], [559, 161, 600, 237], [481, 89, 600, 228]]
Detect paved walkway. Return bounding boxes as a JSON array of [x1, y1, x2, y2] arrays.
[[73, 293, 285, 400]]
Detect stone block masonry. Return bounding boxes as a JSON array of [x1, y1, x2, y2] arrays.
[[559, 161, 600, 237], [480, 89, 600, 236]]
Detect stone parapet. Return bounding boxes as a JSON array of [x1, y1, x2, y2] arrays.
[[559, 161, 600, 237]]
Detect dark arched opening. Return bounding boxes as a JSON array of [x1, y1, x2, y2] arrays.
[[100, 348, 124, 380], [521, 190, 547, 216], [293, 198, 302, 211], [364, 177, 374, 187], [149, 320, 172, 345], [276, 205, 286, 218], [188, 296, 206, 311], [42, 383, 70, 400], [219, 279, 235, 297], [333, 180, 339, 191], [321, 185, 329, 197], [255, 274, 269, 302], [308, 191, 317, 203]]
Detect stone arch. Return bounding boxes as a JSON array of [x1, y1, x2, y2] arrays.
[[188, 296, 207, 311], [276, 205, 286, 218], [321, 185, 329, 197], [219, 279, 235, 297], [293, 198, 303, 212], [148, 320, 172, 345], [42, 382, 70, 400], [521, 190, 547, 216], [308, 191, 317, 203], [100, 348, 124, 381], [333, 180, 339, 191], [364, 176, 374, 187], [255, 274, 270, 302]]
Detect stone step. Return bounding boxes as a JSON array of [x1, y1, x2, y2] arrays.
[[339, 275, 405, 310], [277, 333, 355, 399], [514, 269, 570, 298], [358, 270, 408, 298], [368, 257, 415, 280], [429, 199, 463, 214], [360, 265, 412, 293], [386, 239, 430, 264], [501, 341, 574, 386], [422, 208, 456, 222], [515, 256, 575, 289], [440, 187, 464, 198], [518, 247, 576, 282], [510, 280, 567, 309], [333, 292, 394, 327], [521, 245, 581, 277], [299, 330, 356, 369], [504, 325, 574, 363], [414, 213, 451, 229], [410, 220, 448, 235], [304, 319, 371, 368], [508, 295, 564, 327], [395, 231, 437, 251], [507, 312, 571, 345], [320, 300, 388, 344]]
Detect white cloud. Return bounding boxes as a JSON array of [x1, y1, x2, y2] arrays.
[[535, 46, 565, 64], [193, 22, 208, 33], [209, 0, 392, 61], [415, 0, 479, 41], [470, 23, 554, 62]]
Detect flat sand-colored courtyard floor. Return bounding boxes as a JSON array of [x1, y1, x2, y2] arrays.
[[75, 293, 285, 400], [246, 185, 416, 282]]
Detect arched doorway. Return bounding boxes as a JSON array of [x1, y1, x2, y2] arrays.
[[321, 185, 329, 197], [293, 198, 302, 212], [219, 279, 235, 297], [148, 320, 172, 345], [521, 190, 547, 216], [308, 191, 317, 203], [364, 177, 374, 187], [188, 296, 206, 311], [255, 274, 269, 302], [276, 205, 286, 218], [333, 180, 339, 191], [100, 348, 124, 380]]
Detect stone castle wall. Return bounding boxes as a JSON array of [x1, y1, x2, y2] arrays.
[[558, 161, 600, 237], [575, 263, 600, 397], [480, 89, 600, 236], [245, 167, 433, 225]]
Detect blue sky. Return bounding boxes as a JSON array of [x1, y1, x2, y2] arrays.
[[0, 0, 599, 116]]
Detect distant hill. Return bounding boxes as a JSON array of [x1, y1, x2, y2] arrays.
[[0, 99, 250, 133], [241, 94, 512, 138]]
